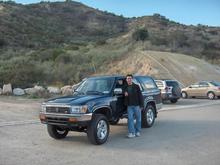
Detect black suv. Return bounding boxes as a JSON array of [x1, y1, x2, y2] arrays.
[[40, 75, 162, 145], [155, 80, 181, 103]]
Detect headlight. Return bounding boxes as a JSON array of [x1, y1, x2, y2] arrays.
[[41, 104, 46, 113], [71, 105, 88, 114]]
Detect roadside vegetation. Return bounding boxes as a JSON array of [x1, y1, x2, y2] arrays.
[[0, 42, 129, 88], [0, 1, 220, 88]]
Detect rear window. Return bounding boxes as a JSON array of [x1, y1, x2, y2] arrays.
[[166, 81, 179, 87], [210, 81, 220, 86]]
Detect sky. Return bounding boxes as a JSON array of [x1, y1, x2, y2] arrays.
[[11, 0, 220, 26]]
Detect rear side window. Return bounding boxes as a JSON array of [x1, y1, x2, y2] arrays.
[[115, 79, 126, 88], [210, 81, 220, 86], [155, 81, 164, 88], [138, 77, 157, 90], [199, 82, 209, 87], [166, 81, 179, 87]]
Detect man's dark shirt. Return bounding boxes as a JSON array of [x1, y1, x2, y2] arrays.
[[123, 83, 144, 107]]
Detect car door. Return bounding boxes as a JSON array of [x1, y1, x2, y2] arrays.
[[110, 78, 127, 119], [187, 83, 199, 97], [198, 82, 209, 97]]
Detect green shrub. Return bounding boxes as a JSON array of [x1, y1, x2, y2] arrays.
[[132, 28, 149, 41]]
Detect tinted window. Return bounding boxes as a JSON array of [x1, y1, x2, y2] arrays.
[[210, 81, 220, 86], [133, 78, 143, 90], [166, 81, 179, 87], [115, 78, 126, 88], [138, 77, 157, 90]]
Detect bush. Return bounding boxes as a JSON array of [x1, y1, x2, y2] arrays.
[[0, 57, 46, 88], [132, 28, 149, 41]]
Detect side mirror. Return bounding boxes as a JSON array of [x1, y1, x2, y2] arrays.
[[114, 88, 123, 95]]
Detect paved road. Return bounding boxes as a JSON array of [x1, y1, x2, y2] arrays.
[[0, 97, 220, 165]]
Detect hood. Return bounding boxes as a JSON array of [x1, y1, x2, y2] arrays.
[[46, 95, 107, 105]]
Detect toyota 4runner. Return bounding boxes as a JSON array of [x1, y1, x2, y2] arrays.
[[40, 75, 162, 145]]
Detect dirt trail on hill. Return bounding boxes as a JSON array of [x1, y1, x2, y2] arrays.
[[104, 50, 220, 86]]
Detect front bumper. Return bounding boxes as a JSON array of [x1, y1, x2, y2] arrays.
[[39, 113, 92, 127]]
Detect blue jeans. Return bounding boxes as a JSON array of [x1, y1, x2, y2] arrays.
[[127, 106, 141, 134]]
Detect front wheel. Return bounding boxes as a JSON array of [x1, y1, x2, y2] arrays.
[[181, 91, 188, 99], [141, 104, 156, 128], [207, 92, 215, 100], [47, 125, 69, 139], [87, 114, 109, 145]]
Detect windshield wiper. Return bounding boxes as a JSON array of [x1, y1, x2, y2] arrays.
[[74, 90, 85, 95], [86, 90, 104, 95]]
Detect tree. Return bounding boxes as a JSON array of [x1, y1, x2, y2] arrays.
[[132, 28, 149, 41]]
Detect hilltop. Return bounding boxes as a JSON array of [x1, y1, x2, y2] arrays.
[[0, 1, 127, 48], [0, 1, 220, 87]]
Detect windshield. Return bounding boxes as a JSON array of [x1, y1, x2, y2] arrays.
[[210, 81, 220, 86], [74, 77, 115, 95]]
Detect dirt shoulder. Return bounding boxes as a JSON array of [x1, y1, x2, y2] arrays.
[[0, 96, 44, 122]]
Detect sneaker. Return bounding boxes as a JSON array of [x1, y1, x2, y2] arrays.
[[127, 133, 136, 138], [136, 132, 141, 137]]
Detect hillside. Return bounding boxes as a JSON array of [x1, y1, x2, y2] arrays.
[[0, 1, 220, 87], [103, 50, 220, 86], [0, 1, 127, 48]]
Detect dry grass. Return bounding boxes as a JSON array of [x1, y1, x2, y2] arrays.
[[101, 50, 220, 86]]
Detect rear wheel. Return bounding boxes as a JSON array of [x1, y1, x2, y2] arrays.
[[207, 92, 215, 100], [141, 104, 155, 128], [170, 99, 178, 103], [87, 114, 109, 145], [181, 91, 188, 99], [47, 125, 69, 139]]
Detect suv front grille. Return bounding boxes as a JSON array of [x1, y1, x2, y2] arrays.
[[46, 106, 70, 114]]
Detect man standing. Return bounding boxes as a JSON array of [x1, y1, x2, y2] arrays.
[[124, 74, 144, 138]]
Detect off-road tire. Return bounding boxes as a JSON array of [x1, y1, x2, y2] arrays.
[[172, 86, 181, 97], [141, 104, 156, 128], [87, 114, 109, 145], [47, 125, 69, 139]]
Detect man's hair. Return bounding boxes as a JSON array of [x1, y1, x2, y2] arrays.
[[126, 74, 133, 78]]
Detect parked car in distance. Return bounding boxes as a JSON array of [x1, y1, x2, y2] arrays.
[[181, 81, 220, 100], [155, 79, 181, 103]]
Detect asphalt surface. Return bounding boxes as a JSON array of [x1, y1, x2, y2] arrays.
[[0, 97, 220, 165]]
